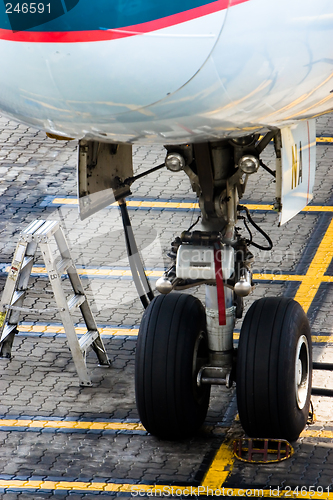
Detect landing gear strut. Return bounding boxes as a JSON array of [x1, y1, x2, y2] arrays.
[[134, 133, 312, 440]]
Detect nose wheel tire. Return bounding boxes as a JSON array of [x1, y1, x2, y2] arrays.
[[135, 293, 210, 439], [236, 297, 312, 442]]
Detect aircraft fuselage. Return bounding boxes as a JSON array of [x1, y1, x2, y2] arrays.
[[0, 0, 332, 143]]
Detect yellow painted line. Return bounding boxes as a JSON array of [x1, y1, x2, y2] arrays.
[[199, 437, 333, 496], [2, 417, 333, 435], [303, 206, 333, 212], [231, 332, 332, 343], [312, 335, 333, 343], [294, 218, 333, 312], [40, 265, 319, 281], [9, 268, 331, 282], [126, 200, 197, 209], [253, 273, 333, 284], [51, 198, 333, 212], [301, 429, 333, 439], [0, 419, 145, 431], [245, 204, 274, 211], [7, 480, 333, 497], [16, 325, 139, 336], [245, 205, 333, 212], [317, 276, 333, 282], [79, 268, 164, 277], [201, 441, 234, 489], [53, 198, 78, 204], [254, 273, 333, 284], [317, 136, 333, 143], [52, 198, 197, 209], [0, 424, 332, 495], [253, 273, 304, 281], [16, 326, 332, 343]]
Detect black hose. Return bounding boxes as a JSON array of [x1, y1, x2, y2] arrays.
[[238, 205, 273, 251], [187, 215, 201, 232], [243, 217, 253, 244]]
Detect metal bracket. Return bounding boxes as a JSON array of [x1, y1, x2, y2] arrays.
[[233, 438, 293, 463], [311, 362, 333, 397]]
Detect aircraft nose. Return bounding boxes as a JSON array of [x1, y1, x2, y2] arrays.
[[46, 2, 229, 117], [0, 0, 230, 136]]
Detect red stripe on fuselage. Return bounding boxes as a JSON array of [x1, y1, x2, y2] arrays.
[[0, 0, 249, 43]]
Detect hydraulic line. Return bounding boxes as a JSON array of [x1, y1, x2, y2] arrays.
[[238, 204, 273, 251]]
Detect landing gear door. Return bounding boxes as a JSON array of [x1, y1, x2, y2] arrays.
[[78, 140, 133, 220], [278, 120, 316, 226]]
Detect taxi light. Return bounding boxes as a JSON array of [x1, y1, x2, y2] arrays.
[[165, 153, 185, 172], [238, 155, 260, 174]]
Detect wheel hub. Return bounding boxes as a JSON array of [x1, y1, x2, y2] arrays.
[[296, 359, 302, 386], [295, 335, 310, 410]]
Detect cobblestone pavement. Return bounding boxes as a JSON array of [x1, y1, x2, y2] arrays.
[[0, 113, 333, 499]]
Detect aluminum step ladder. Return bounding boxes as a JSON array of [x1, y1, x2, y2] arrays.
[[0, 220, 110, 386]]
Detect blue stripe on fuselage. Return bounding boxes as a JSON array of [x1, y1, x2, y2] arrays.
[[0, 0, 216, 32]]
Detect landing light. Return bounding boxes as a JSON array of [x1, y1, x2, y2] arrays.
[[238, 155, 260, 174], [156, 276, 173, 294], [165, 153, 185, 172]]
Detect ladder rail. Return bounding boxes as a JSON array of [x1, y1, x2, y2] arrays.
[[0, 221, 46, 356], [0, 241, 28, 314], [38, 237, 99, 386], [1, 219, 47, 313], [53, 226, 104, 337]]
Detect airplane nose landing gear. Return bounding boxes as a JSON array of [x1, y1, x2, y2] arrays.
[[134, 133, 312, 440]]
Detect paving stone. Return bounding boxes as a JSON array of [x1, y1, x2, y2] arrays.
[[0, 113, 333, 494]]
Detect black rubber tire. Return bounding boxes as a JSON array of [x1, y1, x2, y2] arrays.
[[236, 297, 312, 442], [135, 293, 211, 439]]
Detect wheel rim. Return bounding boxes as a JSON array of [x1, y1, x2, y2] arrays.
[[294, 334, 310, 410], [192, 331, 209, 404]]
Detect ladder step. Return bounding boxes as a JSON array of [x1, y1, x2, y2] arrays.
[[56, 258, 72, 275], [21, 256, 34, 270], [34, 220, 59, 238], [4, 304, 65, 314], [11, 290, 25, 305], [5, 305, 63, 314], [1, 324, 17, 342], [67, 294, 86, 310], [79, 330, 99, 351], [22, 219, 46, 236]]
